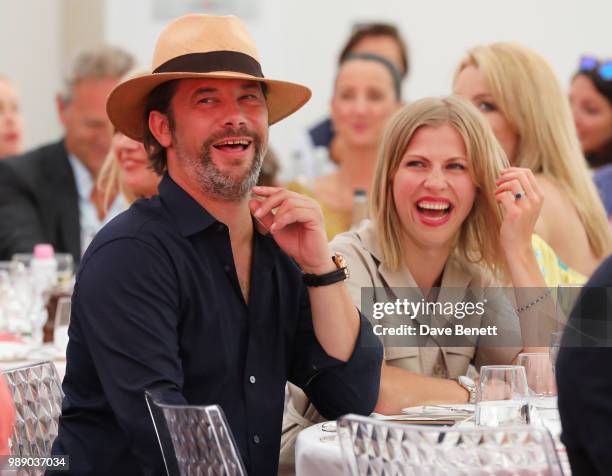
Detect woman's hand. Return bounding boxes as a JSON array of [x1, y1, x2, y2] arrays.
[[495, 167, 544, 255], [249, 186, 334, 274]]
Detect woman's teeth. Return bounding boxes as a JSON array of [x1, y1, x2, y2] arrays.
[[417, 200, 450, 210], [416, 200, 451, 218]]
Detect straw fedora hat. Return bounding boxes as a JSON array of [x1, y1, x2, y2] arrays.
[[107, 14, 311, 141]]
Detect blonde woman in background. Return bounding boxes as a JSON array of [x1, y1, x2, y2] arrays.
[[0, 75, 23, 159], [454, 43, 611, 277], [97, 130, 160, 212], [281, 97, 553, 470], [97, 67, 162, 210]]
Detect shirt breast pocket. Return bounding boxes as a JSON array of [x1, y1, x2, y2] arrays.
[[384, 346, 420, 373]]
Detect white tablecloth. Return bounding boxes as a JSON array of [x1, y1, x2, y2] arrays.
[[295, 406, 569, 476], [0, 343, 67, 379], [295, 422, 344, 476]]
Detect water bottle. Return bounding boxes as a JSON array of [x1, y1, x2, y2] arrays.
[[30, 244, 58, 296], [352, 189, 368, 228]]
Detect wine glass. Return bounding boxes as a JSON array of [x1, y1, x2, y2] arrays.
[[475, 365, 530, 427]]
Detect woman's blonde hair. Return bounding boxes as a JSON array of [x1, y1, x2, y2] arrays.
[[97, 66, 150, 212], [97, 143, 136, 212], [371, 96, 509, 274], [454, 42, 611, 258]]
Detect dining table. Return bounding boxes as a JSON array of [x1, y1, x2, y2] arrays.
[[295, 402, 570, 476], [0, 342, 67, 379]]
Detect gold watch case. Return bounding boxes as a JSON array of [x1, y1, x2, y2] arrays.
[[332, 252, 350, 280]]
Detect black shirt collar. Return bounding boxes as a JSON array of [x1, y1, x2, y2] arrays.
[[158, 174, 217, 237]]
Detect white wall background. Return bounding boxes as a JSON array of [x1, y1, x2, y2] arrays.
[[0, 0, 63, 150], [1, 0, 610, 169]]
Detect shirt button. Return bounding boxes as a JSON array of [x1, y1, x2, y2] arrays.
[[224, 265, 231, 273], [249, 375, 256, 384], [253, 434, 260, 444], [216, 223, 225, 232]]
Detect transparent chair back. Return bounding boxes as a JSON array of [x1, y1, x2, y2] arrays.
[[145, 393, 246, 476], [337, 414, 564, 476], [2, 361, 64, 459], [145, 391, 181, 476]]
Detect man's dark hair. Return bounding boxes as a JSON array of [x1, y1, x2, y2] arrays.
[[142, 80, 179, 175], [338, 23, 409, 79]]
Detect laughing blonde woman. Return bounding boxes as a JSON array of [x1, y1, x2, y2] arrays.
[[454, 43, 611, 277], [281, 96, 555, 471]]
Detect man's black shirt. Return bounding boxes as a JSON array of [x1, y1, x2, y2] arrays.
[[50, 175, 382, 475]]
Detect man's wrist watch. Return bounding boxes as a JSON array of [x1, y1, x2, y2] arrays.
[[457, 375, 477, 404], [302, 252, 350, 287]]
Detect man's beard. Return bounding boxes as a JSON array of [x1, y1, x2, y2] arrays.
[[177, 127, 265, 202]]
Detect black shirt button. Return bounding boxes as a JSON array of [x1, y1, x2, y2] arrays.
[[216, 223, 225, 232], [253, 434, 260, 444], [249, 375, 256, 384]]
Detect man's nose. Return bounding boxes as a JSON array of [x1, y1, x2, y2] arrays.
[[222, 101, 247, 128]]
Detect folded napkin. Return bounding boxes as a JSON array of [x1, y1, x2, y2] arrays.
[[369, 404, 475, 425]]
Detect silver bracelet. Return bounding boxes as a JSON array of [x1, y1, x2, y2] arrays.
[[516, 289, 552, 313]]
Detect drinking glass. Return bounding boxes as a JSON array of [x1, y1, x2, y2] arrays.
[[549, 331, 563, 372], [517, 352, 557, 410], [11, 252, 73, 290], [54, 297, 71, 353], [11, 253, 32, 270], [475, 365, 530, 427], [55, 253, 74, 289]]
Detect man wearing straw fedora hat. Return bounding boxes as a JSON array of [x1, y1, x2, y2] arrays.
[[49, 14, 382, 476]]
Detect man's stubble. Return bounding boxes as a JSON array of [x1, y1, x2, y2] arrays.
[[174, 126, 266, 202]]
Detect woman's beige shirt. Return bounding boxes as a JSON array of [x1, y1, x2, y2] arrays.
[[279, 220, 521, 473]]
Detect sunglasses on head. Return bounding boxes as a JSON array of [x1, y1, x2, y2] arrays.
[[579, 55, 612, 81]]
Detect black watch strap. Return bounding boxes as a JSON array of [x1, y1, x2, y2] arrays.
[[303, 267, 347, 287], [302, 253, 349, 287]]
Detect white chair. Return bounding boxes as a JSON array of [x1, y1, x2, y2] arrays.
[[2, 361, 63, 459], [337, 414, 564, 476], [145, 392, 246, 476]]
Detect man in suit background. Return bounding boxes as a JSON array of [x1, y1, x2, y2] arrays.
[[0, 46, 134, 264]]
